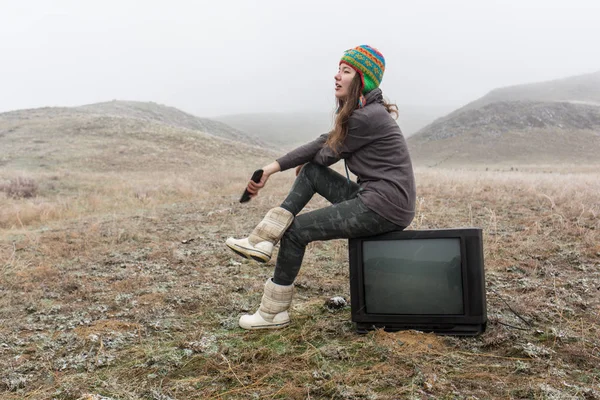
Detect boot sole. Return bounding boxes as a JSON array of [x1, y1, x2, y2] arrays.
[[226, 242, 270, 263], [240, 321, 290, 330]]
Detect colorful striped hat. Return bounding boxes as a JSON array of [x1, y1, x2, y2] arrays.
[[340, 45, 385, 94]]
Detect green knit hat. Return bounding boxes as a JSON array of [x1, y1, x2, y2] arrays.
[[340, 45, 386, 94]]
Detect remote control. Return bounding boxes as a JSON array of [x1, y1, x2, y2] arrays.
[[239, 169, 264, 203]]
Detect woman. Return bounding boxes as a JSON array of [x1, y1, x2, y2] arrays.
[[226, 45, 416, 330]]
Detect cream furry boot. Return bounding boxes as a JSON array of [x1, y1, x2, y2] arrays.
[[239, 278, 294, 330], [226, 207, 294, 263]]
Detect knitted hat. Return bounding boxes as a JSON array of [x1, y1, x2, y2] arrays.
[[340, 45, 385, 94]]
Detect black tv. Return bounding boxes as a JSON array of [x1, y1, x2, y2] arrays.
[[348, 228, 487, 336]]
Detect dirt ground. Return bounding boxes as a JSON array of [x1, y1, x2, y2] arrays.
[[1, 165, 599, 399]]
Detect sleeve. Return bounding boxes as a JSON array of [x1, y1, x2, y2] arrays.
[[276, 133, 329, 171], [312, 113, 371, 166]]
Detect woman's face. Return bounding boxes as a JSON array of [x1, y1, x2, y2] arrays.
[[334, 63, 358, 99]]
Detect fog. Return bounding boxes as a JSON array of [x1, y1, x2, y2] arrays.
[[2, 0, 599, 117]]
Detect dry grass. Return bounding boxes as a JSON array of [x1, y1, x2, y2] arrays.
[[1, 163, 599, 399]]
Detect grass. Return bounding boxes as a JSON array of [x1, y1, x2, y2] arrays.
[[1, 163, 599, 399]]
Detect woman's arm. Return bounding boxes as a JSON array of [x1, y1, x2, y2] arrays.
[[275, 133, 329, 171], [246, 131, 330, 198]]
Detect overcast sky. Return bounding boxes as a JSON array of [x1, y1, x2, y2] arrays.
[[2, 0, 600, 117]]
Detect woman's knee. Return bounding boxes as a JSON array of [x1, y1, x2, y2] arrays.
[[298, 162, 325, 180], [281, 221, 310, 248]]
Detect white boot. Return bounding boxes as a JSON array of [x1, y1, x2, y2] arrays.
[[239, 278, 294, 330], [226, 207, 294, 263]]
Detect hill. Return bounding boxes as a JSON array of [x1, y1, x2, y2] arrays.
[[453, 69, 600, 116], [78, 101, 265, 147], [215, 112, 333, 149], [0, 103, 274, 172], [408, 71, 600, 166], [215, 105, 451, 148]]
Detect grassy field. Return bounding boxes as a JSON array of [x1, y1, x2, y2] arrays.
[[1, 162, 599, 399]]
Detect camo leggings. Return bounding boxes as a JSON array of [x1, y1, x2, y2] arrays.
[[273, 162, 403, 285]]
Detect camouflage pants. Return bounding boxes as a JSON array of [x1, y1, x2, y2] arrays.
[[274, 162, 402, 285]]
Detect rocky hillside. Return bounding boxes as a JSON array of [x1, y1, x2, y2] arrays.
[[453, 70, 600, 116], [408, 71, 600, 166], [415, 101, 600, 141]]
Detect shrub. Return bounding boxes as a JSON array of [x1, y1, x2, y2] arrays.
[[0, 177, 38, 198]]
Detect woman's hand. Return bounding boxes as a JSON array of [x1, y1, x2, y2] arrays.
[[247, 161, 281, 198], [295, 164, 305, 176]]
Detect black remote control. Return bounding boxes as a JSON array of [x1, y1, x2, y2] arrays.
[[239, 169, 264, 203]]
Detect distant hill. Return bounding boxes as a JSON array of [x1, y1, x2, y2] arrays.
[[414, 101, 600, 141], [215, 112, 333, 149], [0, 100, 265, 148], [396, 104, 455, 138], [215, 105, 451, 148], [78, 101, 265, 147], [0, 103, 275, 172], [408, 70, 600, 166], [456, 70, 600, 115]]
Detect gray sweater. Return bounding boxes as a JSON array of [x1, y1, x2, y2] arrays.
[[276, 89, 416, 227]]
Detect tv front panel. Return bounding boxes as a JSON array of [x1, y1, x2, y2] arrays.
[[349, 228, 487, 336]]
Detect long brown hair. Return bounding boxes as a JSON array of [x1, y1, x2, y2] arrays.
[[326, 74, 399, 153]]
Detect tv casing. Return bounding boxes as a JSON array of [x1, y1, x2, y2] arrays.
[[348, 228, 487, 336]]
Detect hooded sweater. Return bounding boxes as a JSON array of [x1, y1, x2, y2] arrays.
[[276, 89, 416, 227]]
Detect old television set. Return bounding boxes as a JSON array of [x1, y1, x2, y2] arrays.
[[348, 228, 487, 336]]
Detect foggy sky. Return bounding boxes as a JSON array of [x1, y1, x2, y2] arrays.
[[2, 0, 600, 117]]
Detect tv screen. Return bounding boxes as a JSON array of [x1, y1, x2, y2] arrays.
[[363, 238, 464, 315], [349, 228, 487, 336]]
